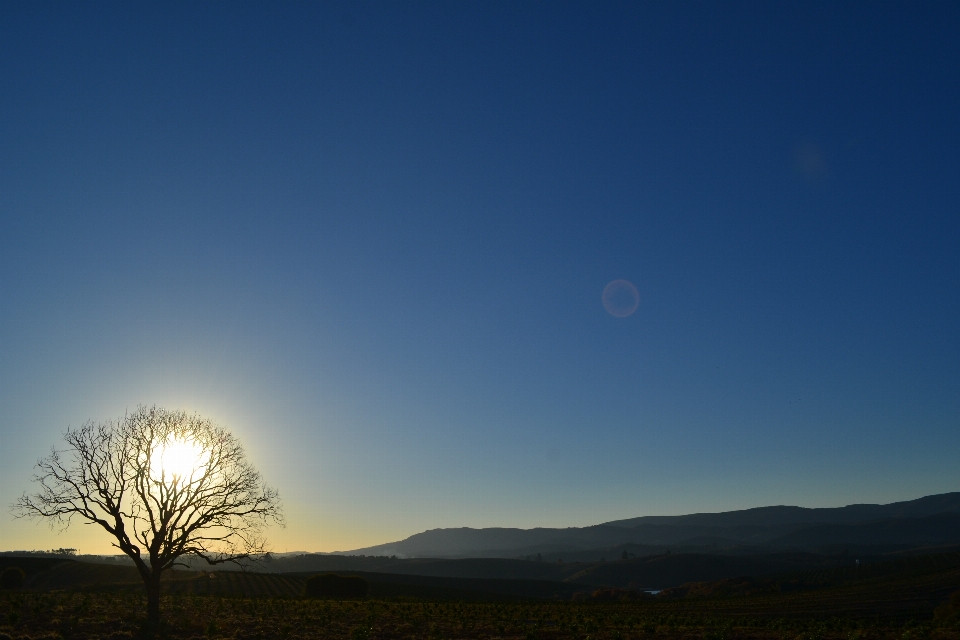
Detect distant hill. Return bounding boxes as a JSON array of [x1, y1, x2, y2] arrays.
[[604, 492, 960, 528], [768, 513, 960, 548], [343, 492, 960, 558]]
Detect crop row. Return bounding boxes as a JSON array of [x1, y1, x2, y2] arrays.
[[2, 591, 959, 640]]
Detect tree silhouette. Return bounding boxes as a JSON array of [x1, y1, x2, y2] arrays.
[[14, 406, 283, 624]]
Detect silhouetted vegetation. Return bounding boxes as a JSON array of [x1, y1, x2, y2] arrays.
[[14, 406, 282, 624]]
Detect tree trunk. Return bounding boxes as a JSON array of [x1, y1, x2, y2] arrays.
[[146, 572, 162, 626]]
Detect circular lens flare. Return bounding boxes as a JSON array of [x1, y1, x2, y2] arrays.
[[602, 279, 640, 317]]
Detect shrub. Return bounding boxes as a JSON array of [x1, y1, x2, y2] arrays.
[[304, 573, 368, 599], [0, 567, 25, 589]]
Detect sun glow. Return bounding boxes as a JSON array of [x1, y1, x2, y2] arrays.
[[152, 437, 207, 481]]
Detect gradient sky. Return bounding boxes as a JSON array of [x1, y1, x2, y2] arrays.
[[2, 2, 959, 555]]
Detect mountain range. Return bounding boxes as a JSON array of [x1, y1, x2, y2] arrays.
[[341, 492, 960, 558]]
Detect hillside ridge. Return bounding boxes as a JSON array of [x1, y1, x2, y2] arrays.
[[343, 492, 960, 558]]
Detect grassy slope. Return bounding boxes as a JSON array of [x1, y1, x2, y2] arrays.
[[564, 552, 852, 589], [629, 579, 956, 623], [0, 557, 582, 601], [2, 551, 957, 620], [261, 552, 848, 585], [648, 556, 960, 622]]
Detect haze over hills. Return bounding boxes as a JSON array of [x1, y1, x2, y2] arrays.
[[342, 493, 960, 559], [4, 493, 959, 592]]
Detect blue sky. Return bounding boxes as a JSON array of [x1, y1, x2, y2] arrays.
[[2, 2, 958, 553]]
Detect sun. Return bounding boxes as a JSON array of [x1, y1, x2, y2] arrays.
[[153, 437, 206, 481]]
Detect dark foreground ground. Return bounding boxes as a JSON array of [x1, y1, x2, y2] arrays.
[[1, 553, 958, 639], [1, 591, 959, 640]]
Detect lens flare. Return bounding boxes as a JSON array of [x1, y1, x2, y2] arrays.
[[602, 279, 640, 317]]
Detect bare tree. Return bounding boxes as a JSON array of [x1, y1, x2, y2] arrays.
[[14, 406, 284, 624]]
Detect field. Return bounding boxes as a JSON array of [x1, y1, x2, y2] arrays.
[[1, 554, 958, 639], [2, 590, 959, 640]]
